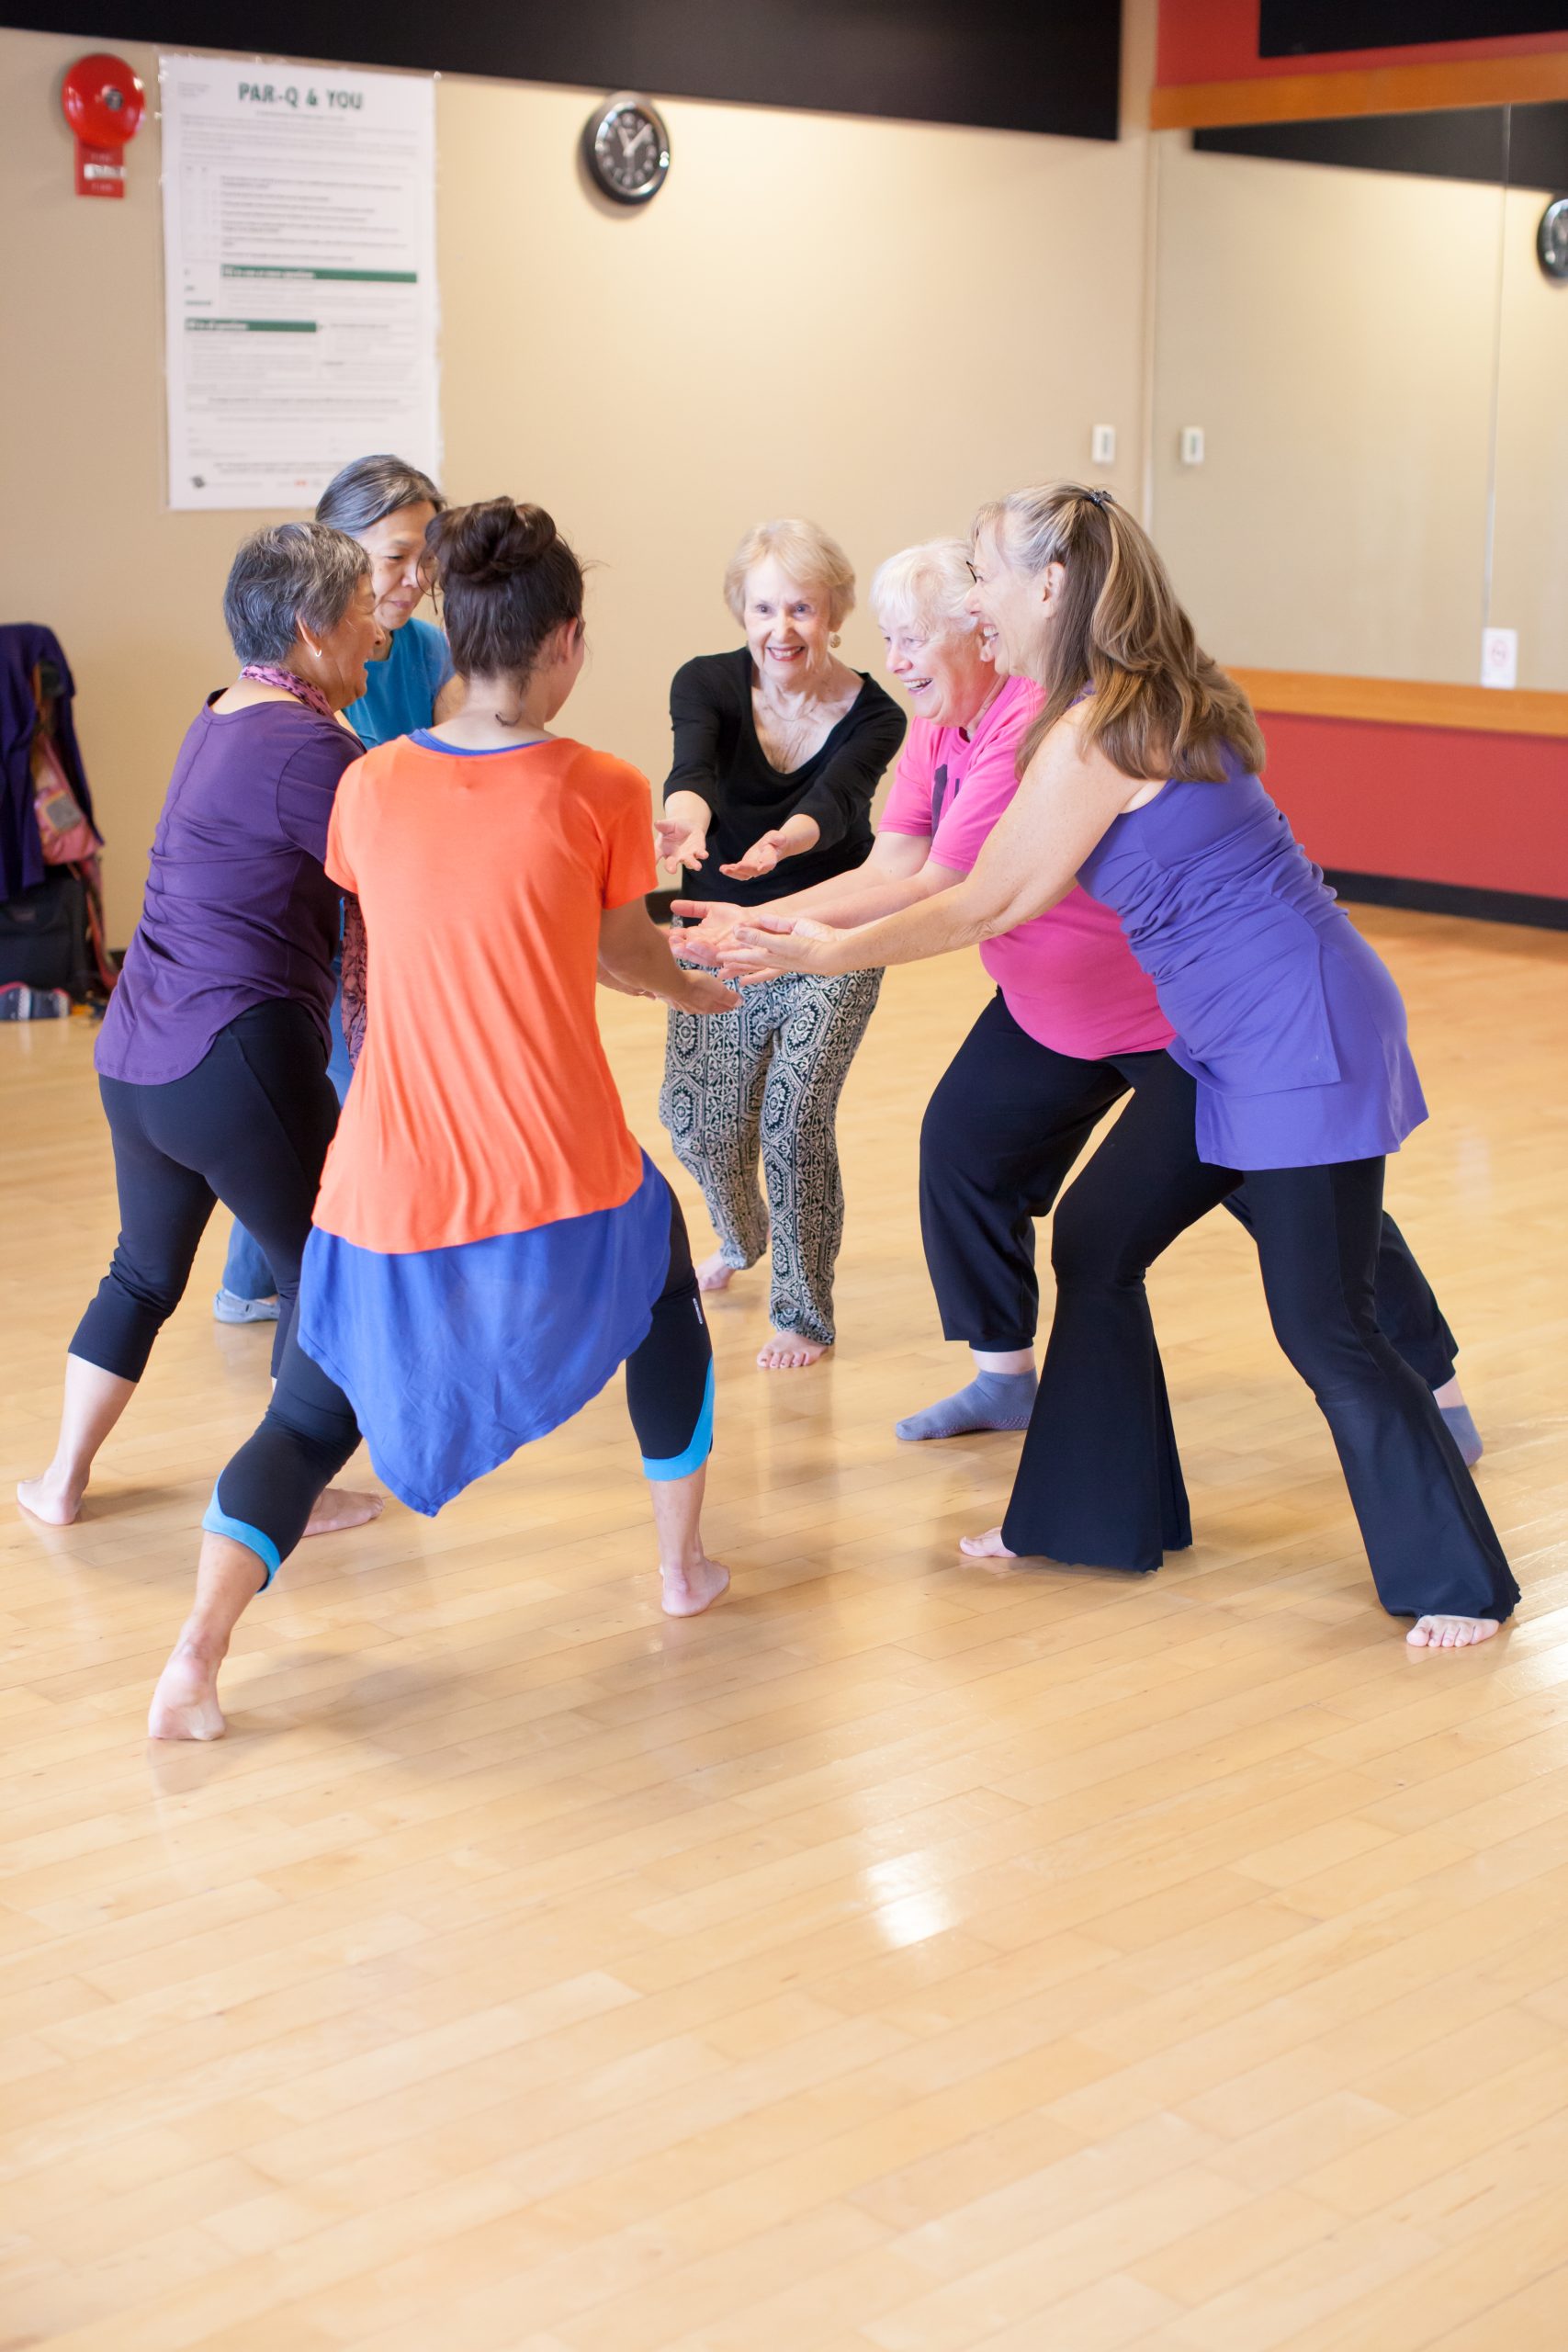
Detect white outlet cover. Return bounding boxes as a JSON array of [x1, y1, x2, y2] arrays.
[[1481, 627, 1518, 688], [1179, 425, 1205, 466], [1090, 424, 1116, 467]]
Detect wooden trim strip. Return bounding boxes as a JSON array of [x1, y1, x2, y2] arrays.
[[1231, 667, 1568, 741], [1150, 51, 1568, 130]]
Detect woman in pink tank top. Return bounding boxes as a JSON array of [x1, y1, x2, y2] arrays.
[[672, 537, 1482, 1455]]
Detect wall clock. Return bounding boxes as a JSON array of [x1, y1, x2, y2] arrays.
[[582, 93, 671, 206], [1538, 198, 1568, 284]]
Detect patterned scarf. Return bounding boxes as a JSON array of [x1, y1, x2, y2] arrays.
[[239, 663, 336, 723]]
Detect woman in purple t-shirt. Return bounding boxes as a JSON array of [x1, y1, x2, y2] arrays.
[[17, 524, 381, 1532]]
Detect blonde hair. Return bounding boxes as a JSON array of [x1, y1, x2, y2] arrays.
[[723, 517, 856, 630], [974, 484, 1266, 785], [869, 539, 977, 639]]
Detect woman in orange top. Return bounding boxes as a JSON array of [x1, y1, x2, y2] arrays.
[[150, 500, 739, 1740]]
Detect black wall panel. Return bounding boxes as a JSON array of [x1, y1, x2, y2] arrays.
[[1195, 102, 1568, 191], [6, 1, 1122, 140], [1259, 3, 1568, 56]]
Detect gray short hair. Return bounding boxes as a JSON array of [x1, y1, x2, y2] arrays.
[[316, 452, 445, 539], [222, 523, 369, 665], [869, 539, 977, 639]]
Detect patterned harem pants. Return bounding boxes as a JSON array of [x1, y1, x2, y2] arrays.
[[659, 966, 884, 1346]]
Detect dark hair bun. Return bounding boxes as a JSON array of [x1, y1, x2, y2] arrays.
[[429, 498, 557, 587], [431, 496, 584, 684]]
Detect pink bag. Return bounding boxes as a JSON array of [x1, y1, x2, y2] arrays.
[[28, 659, 116, 994], [32, 729, 97, 865]]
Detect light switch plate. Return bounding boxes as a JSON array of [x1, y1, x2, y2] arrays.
[[1090, 424, 1116, 467], [1179, 425, 1205, 466]]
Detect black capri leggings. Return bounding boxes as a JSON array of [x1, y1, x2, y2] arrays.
[[919, 991, 1460, 1387], [73, 1000, 339, 1384], [204, 1179, 716, 1587]]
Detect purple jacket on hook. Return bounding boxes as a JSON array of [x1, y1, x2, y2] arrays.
[[0, 623, 100, 902]]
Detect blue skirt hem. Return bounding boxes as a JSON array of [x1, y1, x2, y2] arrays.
[[298, 1154, 673, 1517]]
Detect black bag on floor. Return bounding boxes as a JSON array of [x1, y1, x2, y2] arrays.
[[0, 870, 92, 996]]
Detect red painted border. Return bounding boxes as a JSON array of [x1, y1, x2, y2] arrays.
[[1156, 0, 1568, 88], [1259, 710, 1568, 899]]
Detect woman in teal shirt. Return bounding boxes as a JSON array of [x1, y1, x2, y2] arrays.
[[215, 454, 458, 1321]]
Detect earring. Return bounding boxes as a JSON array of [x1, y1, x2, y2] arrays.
[[829, 632, 841, 649]]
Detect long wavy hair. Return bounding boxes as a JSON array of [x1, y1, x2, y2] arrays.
[[975, 484, 1266, 784]]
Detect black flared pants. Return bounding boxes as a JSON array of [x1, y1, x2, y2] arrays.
[[998, 1046, 1517, 1623], [919, 991, 1458, 1386]]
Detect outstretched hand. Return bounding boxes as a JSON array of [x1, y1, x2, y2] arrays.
[[661, 907, 744, 1010], [721, 912, 858, 980], [666, 899, 740, 967], [668, 901, 785, 985], [655, 816, 711, 876], [718, 828, 792, 882]]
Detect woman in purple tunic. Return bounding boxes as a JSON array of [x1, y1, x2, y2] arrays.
[[17, 524, 382, 1531], [720, 484, 1517, 1650]]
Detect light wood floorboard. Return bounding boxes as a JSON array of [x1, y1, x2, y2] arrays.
[[1, 905, 1564, 2348]]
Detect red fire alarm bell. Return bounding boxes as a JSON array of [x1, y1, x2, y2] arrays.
[[61, 53, 145, 199]]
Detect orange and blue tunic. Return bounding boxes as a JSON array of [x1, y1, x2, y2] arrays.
[[296, 730, 679, 1514]]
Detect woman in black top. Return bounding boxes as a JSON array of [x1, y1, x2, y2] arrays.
[[658, 518, 905, 1367]]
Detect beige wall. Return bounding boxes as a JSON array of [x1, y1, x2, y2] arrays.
[[0, 24, 1155, 939]]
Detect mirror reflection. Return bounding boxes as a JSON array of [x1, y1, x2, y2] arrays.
[[1150, 102, 1566, 693]]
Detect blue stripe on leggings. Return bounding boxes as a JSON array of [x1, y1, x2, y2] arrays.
[[200, 1488, 281, 1589], [641, 1361, 715, 1483]]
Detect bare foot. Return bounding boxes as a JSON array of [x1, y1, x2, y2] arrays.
[[660, 1555, 731, 1617], [959, 1527, 1017, 1560], [302, 1487, 382, 1537], [17, 1468, 87, 1527], [148, 1645, 226, 1741], [757, 1329, 829, 1370], [1407, 1614, 1501, 1650], [696, 1251, 739, 1294]]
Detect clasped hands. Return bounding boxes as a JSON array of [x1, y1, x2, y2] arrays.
[[654, 802, 852, 981], [668, 900, 856, 985]]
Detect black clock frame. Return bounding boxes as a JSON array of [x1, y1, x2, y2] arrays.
[[582, 92, 671, 207], [1539, 196, 1568, 282]]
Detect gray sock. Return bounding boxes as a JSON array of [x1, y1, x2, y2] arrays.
[[896, 1368, 1038, 1442], [1440, 1399, 1483, 1467]]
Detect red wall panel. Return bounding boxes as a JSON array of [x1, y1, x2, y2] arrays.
[[1258, 711, 1568, 899]]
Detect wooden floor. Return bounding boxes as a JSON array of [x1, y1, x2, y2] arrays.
[[3, 905, 1567, 2352]]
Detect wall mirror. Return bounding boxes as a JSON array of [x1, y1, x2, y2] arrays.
[[1147, 101, 1568, 695]]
